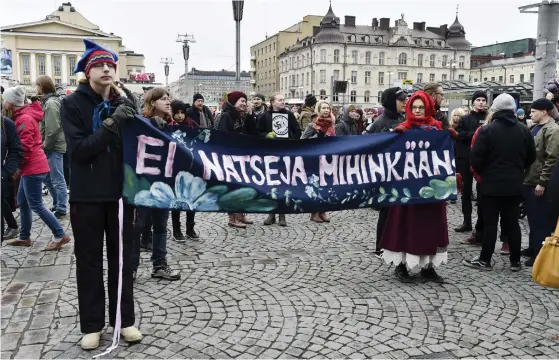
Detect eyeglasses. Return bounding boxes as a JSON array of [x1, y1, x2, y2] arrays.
[[412, 106, 425, 111]]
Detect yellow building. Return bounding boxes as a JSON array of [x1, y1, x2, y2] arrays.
[[249, 15, 322, 97], [0, 2, 145, 92]]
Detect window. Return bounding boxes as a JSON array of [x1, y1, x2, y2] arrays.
[[312, 71, 315, 84], [398, 53, 407, 65], [307, 72, 309, 85], [333, 49, 340, 63], [365, 71, 371, 84], [377, 91, 383, 101], [458, 74, 464, 81], [442, 74, 448, 81], [417, 54, 423, 67], [320, 70, 326, 83], [37, 54, 46, 75], [55, 78, 62, 86], [429, 54, 435, 67], [364, 90, 370, 103], [365, 51, 371, 64], [379, 52, 385, 65], [378, 72, 384, 84], [417, 73, 423, 83], [333, 70, 340, 81], [529, 73, 534, 83], [296, 74, 299, 86], [510, 75, 514, 84], [320, 89, 327, 99], [333, 93, 338, 102], [21, 54, 30, 75], [442, 55, 448, 67], [265, 59, 268, 66], [398, 72, 407, 80], [520, 74, 525, 82], [320, 49, 327, 63], [498, 75, 503, 84], [297, 56, 301, 68], [491, 76, 495, 81], [302, 56, 306, 67], [429, 73, 435, 82], [459, 56, 465, 68], [351, 71, 357, 84], [306, 53, 310, 65], [352, 50, 358, 64], [69, 79, 77, 86], [484, 77, 488, 81], [281, 78, 283, 89], [350, 90, 357, 102], [22, 78, 31, 85], [53, 55, 61, 76]]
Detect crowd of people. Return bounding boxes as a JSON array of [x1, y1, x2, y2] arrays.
[[1, 39, 559, 350]]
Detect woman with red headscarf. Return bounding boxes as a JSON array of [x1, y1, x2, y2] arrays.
[[380, 91, 457, 283]]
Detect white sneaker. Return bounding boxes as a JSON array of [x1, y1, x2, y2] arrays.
[[81, 332, 101, 350], [121, 326, 142, 343]]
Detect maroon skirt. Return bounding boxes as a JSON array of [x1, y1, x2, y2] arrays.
[[380, 202, 449, 256]]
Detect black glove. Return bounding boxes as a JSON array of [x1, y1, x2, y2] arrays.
[[112, 104, 136, 126], [317, 130, 326, 138]]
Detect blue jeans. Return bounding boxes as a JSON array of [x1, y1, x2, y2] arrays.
[[132, 207, 169, 269], [523, 185, 552, 256], [44, 151, 68, 214], [18, 173, 65, 240]]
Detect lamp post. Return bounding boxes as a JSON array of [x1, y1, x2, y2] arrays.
[[519, 0, 559, 99], [232, 0, 244, 91], [160, 57, 173, 87], [176, 34, 196, 101]]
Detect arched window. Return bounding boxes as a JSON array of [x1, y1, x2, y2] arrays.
[[398, 53, 407, 65], [320, 89, 327, 99], [459, 56, 465, 68], [364, 90, 370, 103], [334, 49, 340, 63], [417, 54, 423, 67], [442, 55, 448, 67], [350, 90, 357, 102], [365, 51, 371, 64], [352, 50, 358, 64], [429, 54, 436, 67], [379, 52, 385, 65], [320, 49, 327, 63], [377, 91, 383, 102]]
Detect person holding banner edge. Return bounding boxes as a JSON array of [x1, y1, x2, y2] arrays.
[[60, 39, 142, 350]]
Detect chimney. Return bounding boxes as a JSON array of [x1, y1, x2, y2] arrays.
[[413, 22, 421, 30], [372, 18, 379, 29], [379, 18, 390, 30], [420, 22, 426, 31], [313, 26, 321, 37], [344, 16, 356, 27], [439, 24, 448, 38]]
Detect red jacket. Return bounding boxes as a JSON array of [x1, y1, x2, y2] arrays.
[[14, 102, 50, 176]]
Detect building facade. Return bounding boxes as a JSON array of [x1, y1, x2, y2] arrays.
[[169, 68, 251, 104], [278, 5, 472, 106], [0, 2, 145, 93], [249, 15, 323, 97]]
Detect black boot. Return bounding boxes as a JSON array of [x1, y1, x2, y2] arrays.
[[454, 221, 472, 233], [186, 223, 200, 240], [395, 264, 414, 283], [173, 228, 186, 242]]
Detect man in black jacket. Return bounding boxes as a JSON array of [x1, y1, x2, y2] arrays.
[[454, 90, 488, 232], [365, 87, 406, 258], [186, 93, 214, 128], [424, 83, 449, 129], [464, 94, 536, 272], [60, 39, 141, 350], [1, 116, 23, 241]]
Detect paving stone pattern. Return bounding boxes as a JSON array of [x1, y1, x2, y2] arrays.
[[1, 197, 559, 359]]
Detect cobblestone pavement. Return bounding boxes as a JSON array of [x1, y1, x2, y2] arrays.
[[2, 197, 559, 359]]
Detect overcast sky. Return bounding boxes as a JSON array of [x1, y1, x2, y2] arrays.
[[1, 0, 540, 85]]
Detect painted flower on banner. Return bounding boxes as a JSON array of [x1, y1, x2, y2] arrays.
[[309, 174, 320, 188], [305, 185, 317, 199], [197, 129, 211, 143], [134, 171, 219, 211]]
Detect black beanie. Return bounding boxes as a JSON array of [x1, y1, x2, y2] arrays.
[[305, 94, 317, 107], [531, 98, 555, 111], [472, 90, 487, 102], [193, 93, 204, 103], [171, 100, 186, 115], [381, 87, 406, 112], [254, 93, 265, 102]]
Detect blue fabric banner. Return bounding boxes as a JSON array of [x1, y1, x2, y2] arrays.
[[122, 116, 458, 213]]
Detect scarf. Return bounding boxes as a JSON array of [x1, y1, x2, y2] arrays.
[[312, 116, 335, 136]]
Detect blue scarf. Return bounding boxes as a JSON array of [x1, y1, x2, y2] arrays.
[[93, 100, 111, 152]]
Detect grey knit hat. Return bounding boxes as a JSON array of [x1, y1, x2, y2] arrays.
[[3, 86, 25, 107], [491, 93, 516, 112]]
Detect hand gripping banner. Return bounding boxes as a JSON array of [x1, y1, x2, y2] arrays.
[[122, 116, 458, 213]]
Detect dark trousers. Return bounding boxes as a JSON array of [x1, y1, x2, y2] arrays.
[[475, 184, 508, 243], [376, 207, 389, 252], [172, 210, 195, 231], [1, 197, 18, 241], [523, 185, 552, 256], [132, 207, 169, 271], [456, 158, 474, 223], [479, 196, 522, 264], [71, 202, 135, 334]]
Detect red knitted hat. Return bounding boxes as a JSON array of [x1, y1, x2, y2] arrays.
[[227, 91, 247, 106]]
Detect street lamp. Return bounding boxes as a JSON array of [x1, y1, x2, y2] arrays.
[[232, 0, 244, 90], [177, 34, 196, 101], [160, 57, 173, 87]]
